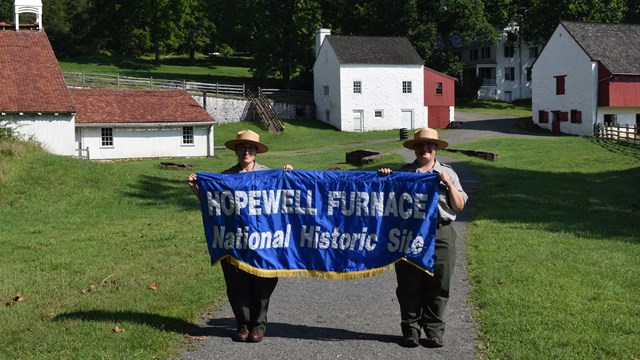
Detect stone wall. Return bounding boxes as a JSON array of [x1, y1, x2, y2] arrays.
[[191, 94, 314, 124]]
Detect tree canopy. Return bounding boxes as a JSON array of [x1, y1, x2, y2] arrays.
[[0, 0, 638, 84]]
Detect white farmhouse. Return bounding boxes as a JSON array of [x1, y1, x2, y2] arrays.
[[456, 21, 542, 102], [532, 21, 640, 136], [313, 29, 426, 131]]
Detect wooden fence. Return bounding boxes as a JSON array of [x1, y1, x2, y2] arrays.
[[594, 123, 639, 146], [63, 72, 313, 101]]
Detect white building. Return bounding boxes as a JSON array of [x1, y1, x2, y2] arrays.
[[532, 21, 640, 136], [71, 88, 215, 160], [1, 0, 215, 160], [457, 22, 543, 102], [313, 29, 426, 131]]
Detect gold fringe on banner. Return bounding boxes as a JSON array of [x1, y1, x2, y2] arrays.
[[213, 256, 434, 279]]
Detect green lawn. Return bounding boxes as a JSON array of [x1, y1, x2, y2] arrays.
[[1, 118, 639, 359], [58, 53, 253, 84], [457, 99, 533, 118]]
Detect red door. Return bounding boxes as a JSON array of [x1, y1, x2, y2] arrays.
[[552, 120, 560, 133], [428, 106, 450, 128]]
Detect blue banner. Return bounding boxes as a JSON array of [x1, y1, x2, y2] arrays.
[[196, 169, 439, 278]]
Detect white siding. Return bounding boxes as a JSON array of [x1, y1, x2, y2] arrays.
[[4, 113, 76, 155], [532, 24, 598, 136], [77, 125, 212, 160], [338, 65, 425, 131], [313, 44, 342, 129]]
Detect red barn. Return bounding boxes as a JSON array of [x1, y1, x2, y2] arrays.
[[424, 67, 456, 128]]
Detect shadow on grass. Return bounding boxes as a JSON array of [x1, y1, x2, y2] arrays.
[[123, 174, 196, 212], [53, 311, 402, 344], [464, 161, 640, 242], [53, 310, 210, 336]]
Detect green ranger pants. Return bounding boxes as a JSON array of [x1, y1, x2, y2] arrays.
[[221, 258, 278, 332], [395, 222, 456, 338]]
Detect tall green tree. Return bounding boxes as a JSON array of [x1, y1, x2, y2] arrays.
[[179, 0, 216, 64], [246, 0, 322, 85]]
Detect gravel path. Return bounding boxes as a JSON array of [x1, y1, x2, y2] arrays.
[[178, 113, 532, 360]]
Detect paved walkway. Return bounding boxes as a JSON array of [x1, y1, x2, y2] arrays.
[[178, 113, 535, 360]]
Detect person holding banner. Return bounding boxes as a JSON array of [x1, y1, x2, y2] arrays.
[[379, 127, 467, 348], [187, 129, 293, 343]]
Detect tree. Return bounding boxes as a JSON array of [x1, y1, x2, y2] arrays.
[[246, 0, 322, 85], [179, 0, 216, 65]]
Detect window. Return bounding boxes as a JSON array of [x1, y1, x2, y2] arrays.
[[182, 126, 194, 144], [538, 110, 549, 123], [555, 75, 566, 95], [505, 67, 515, 81], [479, 67, 496, 86], [470, 48, 478, 60], [353, 81, 361, 94], [526, 67, 532, 81], [323, 85, 329, 96], [374, 110, 383, 118], [504, 45, 514, 58], [101, 128, 113, 147], [481, 47, 491, 59], [570, 110, 582, 124], [529, 46, 538, 58], [435, 82, 443, 95], [402, 81, 412, 94]]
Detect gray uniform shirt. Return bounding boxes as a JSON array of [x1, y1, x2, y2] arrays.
[[222, 162, 270, 174], [397, 159, 468, 222]]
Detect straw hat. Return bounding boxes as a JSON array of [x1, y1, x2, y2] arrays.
[[403, 128, 448, 150], [224, 129, 269, 153]]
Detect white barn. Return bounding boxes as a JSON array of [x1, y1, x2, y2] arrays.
[[313, 29, 426, 131], [532, 21, 640, 136]]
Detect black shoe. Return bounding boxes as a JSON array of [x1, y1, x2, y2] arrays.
[[424, 336, 444, 348], [402, 336, 420, 348]]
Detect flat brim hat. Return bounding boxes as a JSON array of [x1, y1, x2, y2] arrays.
[[403, 127, 448, 150], [224, 129, 269, 153]]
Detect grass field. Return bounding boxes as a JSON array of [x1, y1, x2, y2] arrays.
[[2, 117, 639, 359]]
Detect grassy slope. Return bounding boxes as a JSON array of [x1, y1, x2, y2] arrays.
[[2, 107, 639, 358]]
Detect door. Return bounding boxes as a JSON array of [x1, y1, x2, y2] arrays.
[[401, 110, 414, 129], [428, 106, 450, 129], [352, 110, 363, 132]]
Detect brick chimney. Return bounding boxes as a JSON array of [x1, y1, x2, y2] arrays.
[[14, 0, 43, 31]]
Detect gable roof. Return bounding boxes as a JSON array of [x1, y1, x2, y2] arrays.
[[70, 88, 214, 125], [561, 21, 640, 75], [0, 30, 75, 113], [325, 36, 424, 65]]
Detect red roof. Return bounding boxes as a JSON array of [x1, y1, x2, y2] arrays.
[[70, 88, 214, 124], [0, 30, 75, 113]]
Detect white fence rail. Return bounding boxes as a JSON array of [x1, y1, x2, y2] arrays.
[[63, 72, 314, 102], [64, 72, 246, 97]]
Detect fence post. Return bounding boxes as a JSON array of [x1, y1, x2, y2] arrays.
[[117, 74, 120, 86], [242, 84, 245, 98], [183, 80, 186, 89], [82, 71, 85, 85], [150, 76, 153, 88]]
